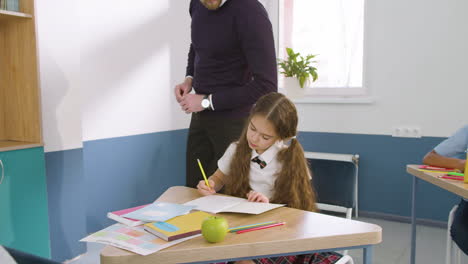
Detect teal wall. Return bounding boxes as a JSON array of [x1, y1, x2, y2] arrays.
[[0, 147, 50, 258]]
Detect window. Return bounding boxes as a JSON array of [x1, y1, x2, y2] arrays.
[[279, 0, 366, 97]]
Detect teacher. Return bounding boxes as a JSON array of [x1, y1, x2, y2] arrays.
[[175, 0, 278, 188]]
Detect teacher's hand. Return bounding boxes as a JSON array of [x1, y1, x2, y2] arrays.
[[174, 77, 192, 103], [180, 94, 204, 114]]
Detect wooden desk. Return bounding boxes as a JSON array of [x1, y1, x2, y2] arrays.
[[407, 165, 468, 264], [101, 186, 382, 264]]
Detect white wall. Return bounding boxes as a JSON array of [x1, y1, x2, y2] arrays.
[[37, 0, 192, 149], [80, 0, 191, 141], [36, 0, 82, 152], [37, 0, 467, 152], [280, 0, 468, 137], [260, 0, 279, 53]]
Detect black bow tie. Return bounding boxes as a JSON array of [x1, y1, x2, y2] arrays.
[[252, 156, 267, 169]]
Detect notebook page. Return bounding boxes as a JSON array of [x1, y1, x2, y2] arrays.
[[184, 195, 246, 214], [222, 201, 285, 214]]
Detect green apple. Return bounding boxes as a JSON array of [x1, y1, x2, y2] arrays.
[[201, 216, 228, 243]]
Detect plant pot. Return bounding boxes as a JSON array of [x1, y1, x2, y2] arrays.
[[284, 77, 305, 99]]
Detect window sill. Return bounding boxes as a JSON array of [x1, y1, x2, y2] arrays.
[[277, 86, 374, 104], [291, 96, 375, 104]]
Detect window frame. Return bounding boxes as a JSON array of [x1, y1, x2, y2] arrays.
[[277, 0, 369, 100]]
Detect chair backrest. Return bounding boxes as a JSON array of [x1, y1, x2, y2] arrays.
[[305, 152, 359, 212]]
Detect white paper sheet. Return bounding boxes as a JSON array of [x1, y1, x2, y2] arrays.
[[184, 195, 285, 214], [80, 224, 199, 255]]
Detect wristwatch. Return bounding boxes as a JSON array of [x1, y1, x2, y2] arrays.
[[201, 95, 210, 110]]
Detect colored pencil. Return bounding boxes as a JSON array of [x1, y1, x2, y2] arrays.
[[197, 158, 211, 189], [236, 222, 286, 234], [439, 175, 464, 181], [447, 172, 465, 177], [228, 221, 277, 233], [418, 165, 458, 172], [419, 169, 449, 174]]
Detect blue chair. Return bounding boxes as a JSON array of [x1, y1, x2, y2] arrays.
[[305, 152, 359, 257], [305, 152, 359, 218], [446, 204, 466, 264]]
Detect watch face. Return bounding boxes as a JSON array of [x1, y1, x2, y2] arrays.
[[202, 99, 210, 108]]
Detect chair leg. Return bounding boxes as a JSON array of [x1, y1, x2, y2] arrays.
[[346, 208, 353, 220], [446, 205, 459, 264], [354, 164, 359, 218], [335, 255, 354, 264], [340, 208, 354, 256]]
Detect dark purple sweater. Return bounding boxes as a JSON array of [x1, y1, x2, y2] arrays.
[[186, 0, 278, 117]]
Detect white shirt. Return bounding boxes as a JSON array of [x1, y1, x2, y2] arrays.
[[218, 141, 286, 199]]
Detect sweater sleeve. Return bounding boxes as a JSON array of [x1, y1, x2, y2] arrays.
[[212, 2, 278, 110], [186, 44, 195, 77], [185, 0, 195, 77]]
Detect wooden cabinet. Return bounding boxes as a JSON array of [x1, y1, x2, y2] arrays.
[[0, 147, 50, 258], [0, 0, 42, 152], [0, 1, 50, 258]]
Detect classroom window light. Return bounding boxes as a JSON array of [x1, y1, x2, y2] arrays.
[[279, 0, 366, 97]]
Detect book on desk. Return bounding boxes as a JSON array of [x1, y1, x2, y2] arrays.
[[108, 202, 195, 226], [107, 204, 150, 227], [144, 211, 212, 241], [121, 202, 195, 222]]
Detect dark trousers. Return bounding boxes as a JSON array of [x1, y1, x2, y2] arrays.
[[186, 113, 247, 188], [3, 246, 60, 264], [451, 199, 468, 255]]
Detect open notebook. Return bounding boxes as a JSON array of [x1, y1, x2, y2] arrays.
[[184, 195, 285, 214]]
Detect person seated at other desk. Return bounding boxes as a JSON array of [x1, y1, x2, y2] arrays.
[[423, 124, 468, 256], [198, 93, 343, 264]]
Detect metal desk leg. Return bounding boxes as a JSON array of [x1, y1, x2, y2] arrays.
[[363, 246, 373, 264], [410, 176, 418, 264]]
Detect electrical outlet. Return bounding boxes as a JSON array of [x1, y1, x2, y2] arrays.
[[392, 127, 422, 138]]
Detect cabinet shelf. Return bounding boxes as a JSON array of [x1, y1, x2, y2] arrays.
[[0, 9, 32, 20], [0, 140, 42, 152], [1, 0, 42, 152]]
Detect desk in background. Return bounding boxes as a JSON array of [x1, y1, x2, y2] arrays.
[[100, 186, 382, 264], [407, 165, 468, 264]]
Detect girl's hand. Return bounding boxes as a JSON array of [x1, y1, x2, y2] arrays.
[[247, 190, 269, 203], [197, 180, 216, 196]]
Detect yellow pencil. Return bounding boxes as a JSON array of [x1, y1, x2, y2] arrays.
[[197, 159, 211, 189]]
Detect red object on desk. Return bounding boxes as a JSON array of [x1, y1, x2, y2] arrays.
[[236, 222, 286, 234], [418, 165, 456, 172], [439, 175, 464, 181]]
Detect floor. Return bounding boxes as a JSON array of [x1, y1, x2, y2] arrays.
[[69, 217, 466, 264]]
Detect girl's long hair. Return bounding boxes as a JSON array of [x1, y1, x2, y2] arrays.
[[224, 93, 317, 212]]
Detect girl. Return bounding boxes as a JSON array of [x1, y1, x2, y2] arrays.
[[197, 92, 342, 264]]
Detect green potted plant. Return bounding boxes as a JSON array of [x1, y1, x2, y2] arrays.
[[278, 47, 318, 98]]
